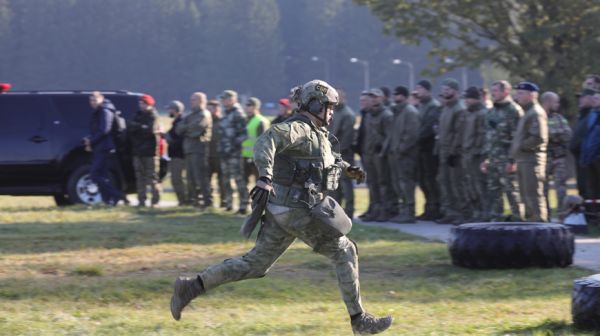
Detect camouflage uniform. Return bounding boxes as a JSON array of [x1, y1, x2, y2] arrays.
[[128, 108, 161, 206], [437, 97, 469, 222], [328, 103, 356, 218], [208, 114, 224, 206], [360, 104, 394, 221], [461, 103, 488, 221], [217, 104, 248, 210], [416, 96, 442, 219], [484, 97, 524, 221], [385, 102, 420, 222], [510, 101, 549, 222], [176, 107, 213, 207], [545, 112, 572, 212]]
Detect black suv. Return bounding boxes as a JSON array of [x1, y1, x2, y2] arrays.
[[0, 90, 166, 205]]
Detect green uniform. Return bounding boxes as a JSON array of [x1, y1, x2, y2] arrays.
[[128, 108, 161, 205], [484, 97, 524, 221], [416, 96, 442, 218], [328, 103, 356, 218], [437, 98, 469, 221], [510, 101, 549, 222], [461, 103, 487, 220], [545, 112, 572, 212], [217, 105, 247, 210], [176, 107, 212, 206], [197, 113, 364, 316], [385, 102, 420, 221]]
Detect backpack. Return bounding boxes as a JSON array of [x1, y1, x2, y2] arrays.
[[111, 109, 128, 149]]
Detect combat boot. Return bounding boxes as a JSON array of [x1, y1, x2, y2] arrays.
[[170, 276, 205, 321], [351, 312, 393, 335]]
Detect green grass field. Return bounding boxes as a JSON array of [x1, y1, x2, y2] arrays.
[[0, 191, 598, 336]]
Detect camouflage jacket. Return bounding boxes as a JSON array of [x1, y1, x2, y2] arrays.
[[484, 97, 524, 163], [417, 96, 441, 152], [175, 107, 212, 154], [437, 98, 466, 158], [547, 112, 572, 159], [360, 104, 393, 155], [384, 102, 420, 155], [462, 103, 487, 157], [217, 105, 247, 157], [510, 102, 548, 163]]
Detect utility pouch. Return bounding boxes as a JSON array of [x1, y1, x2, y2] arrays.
[[310, 196, 352, 238]]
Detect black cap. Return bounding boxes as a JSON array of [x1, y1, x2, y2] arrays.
[[462, 86, 481, 99], [576, 88, 598, 97], [514, 81, 540, 92], [380, 87, 391, 98], [393, 85, 409, 97], [417, 79, 432, 91]]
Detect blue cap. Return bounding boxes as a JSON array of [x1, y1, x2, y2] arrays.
[[514, 81, 539, 92]]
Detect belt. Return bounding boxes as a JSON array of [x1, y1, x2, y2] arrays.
[[270, 182, 324, 208]]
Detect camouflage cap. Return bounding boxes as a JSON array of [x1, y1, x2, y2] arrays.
[[442, 78, 460, 91], [220, 90, 238, 99], [293, 79, 339, 106], [367, 88, 384, 97], [246, 97, 261, 109]]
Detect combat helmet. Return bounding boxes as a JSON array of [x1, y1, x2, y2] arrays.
[[290, 79, 339, 116]]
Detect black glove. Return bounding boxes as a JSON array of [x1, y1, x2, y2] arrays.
[[347, 166, 366, 184], [446, 154, 460, 167], [249, 176, 273, 205]]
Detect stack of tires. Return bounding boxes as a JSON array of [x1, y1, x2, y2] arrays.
[[448, 223, 574, 269]]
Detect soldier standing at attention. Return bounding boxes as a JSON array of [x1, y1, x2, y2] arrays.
[[461, 87, 488, 222], [165, 100, 188, 206], [176, 92, 212, 208], [414, 80, 442, 220], [481, 80, 524, 221], [128, 95, 161, 207], [240, 97, 270, 215], [385, 86, 420, 223], [218, 90, 248, 212], [170, 80, 392, 335], [511, 82, 549, 222], [207, 100, 225, 207], [436, 78, 469, 224], [541, 91, 571, 212], [328, 89, 356, 218]]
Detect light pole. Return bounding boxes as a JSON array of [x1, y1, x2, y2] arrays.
[[350, 57, 370, 91], [392, 59, 414, 89], [444, 57, 468, 89], [311, 56, 330, 82]]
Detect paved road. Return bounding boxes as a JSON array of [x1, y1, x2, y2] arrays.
[[356, 219, 600, 272]]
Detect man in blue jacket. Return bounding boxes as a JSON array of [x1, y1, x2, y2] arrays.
[[581, 90, 600, 219], [84, 91, 123, 206]]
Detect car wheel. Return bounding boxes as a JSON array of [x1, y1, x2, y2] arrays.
[[66, 165, 103, 205], [53, 194, 72, 206], [448, 222, 574, 269], [572, 274, 600, 330]]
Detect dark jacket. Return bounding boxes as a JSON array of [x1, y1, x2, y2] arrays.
[[166, 115, 184, 159], [89, 99, 116, 152], [128, 108, 160, 157], [417, 96, 441, 152], [570, 107, 592, 156], [581, 109, 600, 165]]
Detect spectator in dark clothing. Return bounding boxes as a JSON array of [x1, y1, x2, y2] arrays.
[[165, 100, 187, 206], [84, 91, 123, 206], [128, 94, 161, 207], [581, 91, 600, 217], [272, 98, 293, 124], [570, 89, 596, 198]]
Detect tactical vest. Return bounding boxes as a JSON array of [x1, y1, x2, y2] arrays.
[[270, 114, 342, 208], [242, 115, 269, 158]]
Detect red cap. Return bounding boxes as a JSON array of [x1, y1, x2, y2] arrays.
[[140, 94, 155, 106], [0, 83, 12, 92], [278, 98, 290, 107]]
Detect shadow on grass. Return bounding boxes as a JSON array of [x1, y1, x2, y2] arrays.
[[497, 319, 582, 335]]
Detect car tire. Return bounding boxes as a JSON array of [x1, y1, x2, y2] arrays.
[[53, 194, 72, 206], [572, 274, 600, 330], [66, 164, 104, 205], [448, 222, 574, 269]]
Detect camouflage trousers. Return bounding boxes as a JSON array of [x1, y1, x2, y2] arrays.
[[209, 156, 224, 202], [517, 161, 548, 222], [220, 156, 248, 210], [485, 160, 522, 221], [198, 203, 364, 316], [133, 156, 161, 205], [462, 155, 487, 219], [169, 157, 187, 205], [330, 150, 355, 218], [186, 151, 212, 207], [545, 157, 569, 210]]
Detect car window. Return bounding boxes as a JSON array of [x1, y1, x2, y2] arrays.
[[51, 95, 94, 129], [0, 95, 50, 131]]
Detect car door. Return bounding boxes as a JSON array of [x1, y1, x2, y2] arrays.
[[0, 95, 58, 188]]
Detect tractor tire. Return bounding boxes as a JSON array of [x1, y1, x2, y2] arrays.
[[448, 222, 574, 269], [572, 274, 600, 330]]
